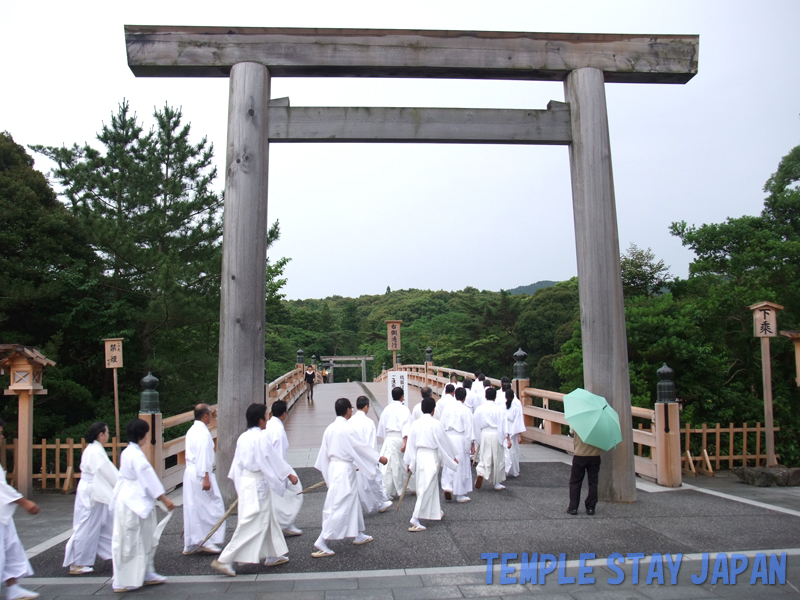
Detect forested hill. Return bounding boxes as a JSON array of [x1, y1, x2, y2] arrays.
[[506, 281, 557, 295]]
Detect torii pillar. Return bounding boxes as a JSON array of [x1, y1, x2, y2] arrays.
[[216, 62, 271, 504], [566, 68, 636, 502]]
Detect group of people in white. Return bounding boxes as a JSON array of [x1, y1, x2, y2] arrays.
[[0, 373, 526, 598]]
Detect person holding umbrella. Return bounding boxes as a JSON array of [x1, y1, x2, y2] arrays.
[[562, 388, 623, 516]]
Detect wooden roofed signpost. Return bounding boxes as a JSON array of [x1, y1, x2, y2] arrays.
[[386, 320, 402, 369], [749, 301, 783, 467], [0, 345, 55, 498], [124, 26, 698, 504]]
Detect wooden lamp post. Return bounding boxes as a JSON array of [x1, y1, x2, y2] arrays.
[[0, 345, 55, 498], [748, 301, 783, 467]]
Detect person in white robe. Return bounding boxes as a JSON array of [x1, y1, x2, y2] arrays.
[[211, 403, 298, 576], [182, 404, 225, 555], [264, 400, 303, 536], [410, 386, 435, 422], [0, 418, 41, 600], [350, 397, 392, 514], [404, 398, 458, 532], [472, 388, 510, 491], [63, 422, 118, 574], [376, 387, 411, 497], [440, 388, 475, 503], [312, 398, 387, 557], [436, 385, 457, 423], [502, 388, 527, 477], [111, 419, 175, 593], [463, 379, 483, 414]]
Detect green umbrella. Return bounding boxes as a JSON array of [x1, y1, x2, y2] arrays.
[[563, 388, 622, 452]]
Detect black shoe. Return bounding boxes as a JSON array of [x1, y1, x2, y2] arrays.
[[586, 508, 595, 516], [566, 508, 578, 515]]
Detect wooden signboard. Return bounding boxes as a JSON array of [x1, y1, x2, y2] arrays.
[[102, 338, 124, 464]]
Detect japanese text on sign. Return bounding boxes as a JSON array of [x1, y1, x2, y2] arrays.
[[103, 338, 124, 369], [754, 308, 778, 338], [387, 371, 409, 405], [387, 320, 402, 351]]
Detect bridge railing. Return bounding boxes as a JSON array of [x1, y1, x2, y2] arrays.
[[377, 364, 670, 485]]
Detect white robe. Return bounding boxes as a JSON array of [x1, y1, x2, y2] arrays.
[[377, 401, 411, 497], [1, 464, 33, 582], [439, 401, 475, 496], [504, 398, 527, 476], [464, 388, 483, 413], [404, 414, 457, 521], [182, 420, 225, 552], [219, 427, 292, 564], [473, 401, 508, 486], [349, 410, 390, 513], [314, 416, 380, 540], [264, 416, 303, 529], [111, 443, 167, 590], [64, 440, 118, 567], [435, 394, 457, 423]]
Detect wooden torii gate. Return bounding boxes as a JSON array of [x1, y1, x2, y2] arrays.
[[321, 355, 375, 383], [124, 27, 698, 504]]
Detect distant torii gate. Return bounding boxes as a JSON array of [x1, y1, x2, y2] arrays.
[[124, 26, 699, 504], [321, 355, 375, 383]]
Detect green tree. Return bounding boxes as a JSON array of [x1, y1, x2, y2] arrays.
[[620, 243, 673, 298]]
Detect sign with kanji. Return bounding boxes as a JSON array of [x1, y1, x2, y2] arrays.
[[387, 371, 409, 405], [749, 302, 783, 338], [103, 338, 124, 368], [386, 320, 402, 351]]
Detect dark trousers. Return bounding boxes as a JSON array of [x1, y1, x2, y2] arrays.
[[568, 455, 601, 511]]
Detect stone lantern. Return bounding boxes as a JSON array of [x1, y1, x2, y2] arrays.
[[0, 345, 55, 498]]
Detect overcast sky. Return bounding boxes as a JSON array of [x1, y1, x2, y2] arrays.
[[2, 1, 799, 300]]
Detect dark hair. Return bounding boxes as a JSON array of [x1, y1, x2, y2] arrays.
[[445, 384, 455, 394], [455, 387, 467, 401], [421, 386, 432, 399], [450, 374, 458, 381], [194, 404, 211, 421], [501, 382, 511, 392], [246, 403, 267, 428], [421, 397, 435, 414], [485, 387, 497, 401], [501, 376, 511, 385], [356, 396, 369, 410], [474, 371, 482, 378], [271, 400, 287, 418], [87, 422, 108, 444], [505, 388, 515, 409], [126, 418, 150, 444], [335, 397, 352, 417], [391, 387, 404, 401], [463, 379, 473, 389], [478, 374, 486, 382]]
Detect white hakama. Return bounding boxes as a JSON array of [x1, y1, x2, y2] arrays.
[[1, 465, 33, 583], [264, 417, 303, 530], [376, 401, 411, 497], [439, 402, 475, 496], [111, 443, 168, 590], [315, 416, 381, 540], [504, 398, 527, 477], [219, 427, 292, 565], [63, 440, 118, 567], [404, 414, 457, 521], [182, 420, 225, 552], [349, 410, 390, 514], [473, 401, 508, 487]]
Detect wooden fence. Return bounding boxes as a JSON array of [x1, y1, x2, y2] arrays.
[[2, 366, 310, 493], [681, 422, 780, 477]]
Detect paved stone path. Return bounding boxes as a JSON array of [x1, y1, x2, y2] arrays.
[[10, 383, 800, 598]]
